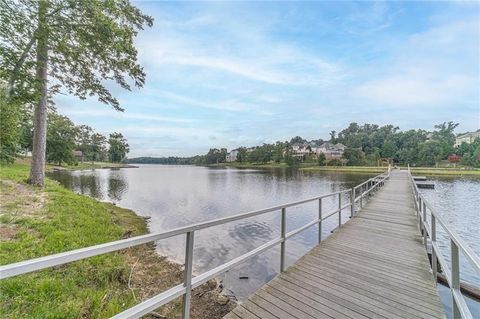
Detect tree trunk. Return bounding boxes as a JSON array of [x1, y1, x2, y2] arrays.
[[28, 1, 49, 186]]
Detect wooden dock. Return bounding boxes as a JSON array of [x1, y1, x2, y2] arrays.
[[224, 171, 445, 319]]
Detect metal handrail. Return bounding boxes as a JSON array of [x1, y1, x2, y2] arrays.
[[407, 169, 479, 319], [0, 171, 389, 319]]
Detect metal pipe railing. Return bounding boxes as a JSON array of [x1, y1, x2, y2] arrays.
[[0, 171, 389, 319], [408, 171, 480, 319]]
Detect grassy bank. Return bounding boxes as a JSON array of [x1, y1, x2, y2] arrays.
[[0, 164, 233, 318], [301, 166, 388, 173], [408, 167, 480, 176], [217, 162, 480, 176]]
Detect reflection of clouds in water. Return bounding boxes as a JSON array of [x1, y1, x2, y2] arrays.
[[194, 244, 231, 270], [49, 166, 380, 300]]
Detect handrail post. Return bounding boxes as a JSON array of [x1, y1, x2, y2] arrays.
[[418, 197, 422, 232], [431, 214, 437, 281], [182, 231, 195, 319], [338, 193, 342, 228], [280, 207, 286, 272], [318, 199, 322, 244], [451, 239, 461, 319], [422, 202, 427, 250], [350, 188, 355, 218]]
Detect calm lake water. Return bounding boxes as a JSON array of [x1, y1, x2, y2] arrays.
[[48, 165, 480, 317]]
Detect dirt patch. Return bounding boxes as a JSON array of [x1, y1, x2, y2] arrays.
[[122, 244, 236, 318], [0, 180, 47, 240], [0, 225, 19, 241], [0, 180, 48, 217]]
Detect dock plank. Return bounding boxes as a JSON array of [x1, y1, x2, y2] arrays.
[[224, 171, 444, 319]]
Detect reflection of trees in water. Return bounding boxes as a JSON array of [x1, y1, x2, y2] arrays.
[[108, 175, 127, 201], [78, 174, 102, 199], [48, 171, 74, 190]]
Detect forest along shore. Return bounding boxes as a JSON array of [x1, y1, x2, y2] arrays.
[[0, 164, 234, 319]]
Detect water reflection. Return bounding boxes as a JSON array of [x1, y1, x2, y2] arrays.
[[49, 169, 127, 202], [49, 165, 370, 299], [48, 165, 479, 315]]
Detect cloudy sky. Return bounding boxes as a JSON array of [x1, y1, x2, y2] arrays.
[[56, 1, 480, 157]]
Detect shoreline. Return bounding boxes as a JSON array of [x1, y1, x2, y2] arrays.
[[0, 164, 235, 318], [206, 162, 480, 176]]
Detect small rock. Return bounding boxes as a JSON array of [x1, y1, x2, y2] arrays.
[[215, 294, 230, 305]]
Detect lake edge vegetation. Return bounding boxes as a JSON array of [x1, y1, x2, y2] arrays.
[[0, 163, 235, 318], [128, 122, 480, 173]]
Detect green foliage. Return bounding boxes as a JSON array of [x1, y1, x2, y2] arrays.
[[1, 0, 153, 110], [204, 148, 226, 164], [75, 125, 107, 162], [46, 113, 77, 165], [108, 133, 129, 163], [237, 147, 248, 163], [247, 144, 274, 164], [418, 140, 445, 167], [272, 142, 285, 163], [0, 88, 21, 163], [343, 148, 365, 166], [284, 149, 299, 166], [317, 152, 326, 166]]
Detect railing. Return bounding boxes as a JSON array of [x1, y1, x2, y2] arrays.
[[408, 169, 480, 319], [0, 171, 389, 319]]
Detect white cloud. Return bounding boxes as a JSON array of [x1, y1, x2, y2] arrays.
[[352, 18, 479, 108], [61, 108, 196, 123]]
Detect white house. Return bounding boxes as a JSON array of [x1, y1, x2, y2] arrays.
[[317, 142, 346, 160], [454, 130, 480, 147], [291, 144, 312, 158], [226, 149, 239, 162]]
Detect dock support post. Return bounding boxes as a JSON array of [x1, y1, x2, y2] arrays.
[[338, 193, 342, 228], [182, 231, 195, 319], [451, 239, 461, 319], [280, 207, 286, 272], [350, 188, 355, 218], [318, 199, 322, 244]]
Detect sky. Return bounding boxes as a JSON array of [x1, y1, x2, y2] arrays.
[[55, 1, 480, 157]]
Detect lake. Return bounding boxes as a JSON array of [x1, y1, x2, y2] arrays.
[[48, 165, 480, 317]]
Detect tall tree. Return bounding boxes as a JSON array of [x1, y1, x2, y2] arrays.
[[76, 125, 93, 162], [108, 132, 129, 163], [90, 133, 107, 163], [46, 112, 77, 165], [0, 0, 153, 185]]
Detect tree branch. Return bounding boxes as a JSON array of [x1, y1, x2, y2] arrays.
[[7, 33, 36, 97]]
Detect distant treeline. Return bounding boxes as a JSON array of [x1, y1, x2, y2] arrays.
[[127, 122, 480, 168], [126, 156, 201, 165]]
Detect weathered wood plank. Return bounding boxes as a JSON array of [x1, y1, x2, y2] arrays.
[[224, 171, 444, 319]]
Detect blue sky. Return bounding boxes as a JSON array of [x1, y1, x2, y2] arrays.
[[56, 1, 480, 157]]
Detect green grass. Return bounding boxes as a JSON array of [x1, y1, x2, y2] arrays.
[[301, 166, 388, 173], [219, 162, 480, 176], [408, 167, 480, 176], [0, 164, 148, 318]]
